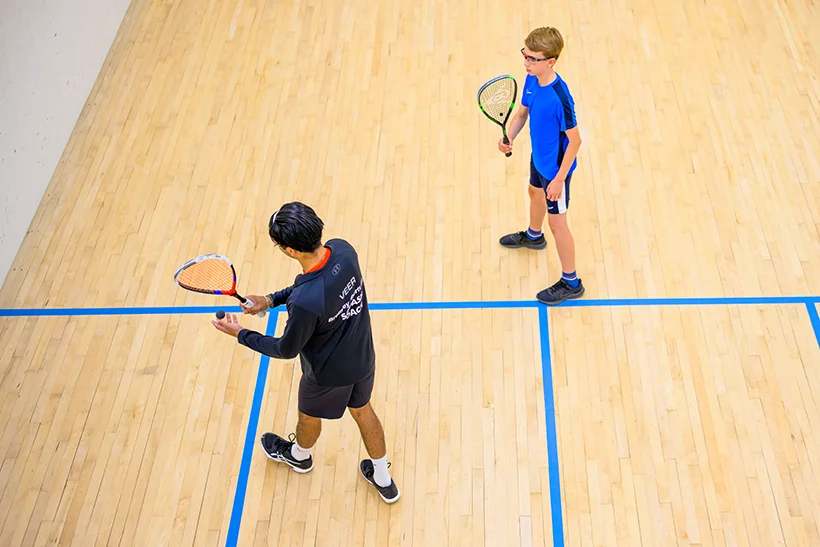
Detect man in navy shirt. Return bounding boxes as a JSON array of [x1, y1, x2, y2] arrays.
[[211, 202, 400, 504], [497, 26, 585, 305]]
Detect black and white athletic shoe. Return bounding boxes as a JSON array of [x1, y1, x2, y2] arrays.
[[260, 432, 313, 473], [359, 460, 400, 504]]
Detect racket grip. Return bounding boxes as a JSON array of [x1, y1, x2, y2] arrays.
[[240, 298, 267, 318], [503, 135, 512, 157]]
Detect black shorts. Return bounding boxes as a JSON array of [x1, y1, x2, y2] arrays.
[[529, 157, 573, 215], [298, 371, 375, 419]]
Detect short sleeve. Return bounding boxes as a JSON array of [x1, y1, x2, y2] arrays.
[[521, 75, 534, 108]]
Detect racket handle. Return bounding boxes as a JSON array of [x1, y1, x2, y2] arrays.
[[240, 297, 267, 318], [503, 134, 512, 157]]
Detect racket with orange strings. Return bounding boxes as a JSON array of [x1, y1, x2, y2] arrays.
[[173, 254, 266, 317]]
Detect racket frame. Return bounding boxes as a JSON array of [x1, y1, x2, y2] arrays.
[[173, 253, 267, 318], [477, 74, 518, 157]]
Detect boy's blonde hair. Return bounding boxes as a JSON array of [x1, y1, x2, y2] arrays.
[[525, 27, 564, 59]]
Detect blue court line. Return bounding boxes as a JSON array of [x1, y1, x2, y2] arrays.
[[538, 306, 565, 546], [225, 312, 278, 547], [807, 303, 820, 350], [2, 295, 820, 317]]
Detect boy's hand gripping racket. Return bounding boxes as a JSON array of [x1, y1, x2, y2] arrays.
[[477, 75, 518, 157], [173, 254, 266, 317]]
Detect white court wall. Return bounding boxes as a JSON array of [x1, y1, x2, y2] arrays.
[[0, 0, 132, 288]]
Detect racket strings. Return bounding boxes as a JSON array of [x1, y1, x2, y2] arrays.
[[479, 79, 516, 123], [176, 259, 235, 293]]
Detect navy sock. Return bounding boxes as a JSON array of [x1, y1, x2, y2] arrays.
[[526, 228, 542, 240], [562, 271, 580, 288]]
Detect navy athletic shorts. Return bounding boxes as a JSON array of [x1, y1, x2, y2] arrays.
[[528, 157, 573, 215], [298, 371, 375, 419]]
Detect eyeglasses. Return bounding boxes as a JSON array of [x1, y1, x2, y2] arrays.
[[521, 48, 553, 63]]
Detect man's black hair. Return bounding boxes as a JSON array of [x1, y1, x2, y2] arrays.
[[268, 202, 324, 253]]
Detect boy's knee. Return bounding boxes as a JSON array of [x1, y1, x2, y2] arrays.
[[548, 214, 569, 232]]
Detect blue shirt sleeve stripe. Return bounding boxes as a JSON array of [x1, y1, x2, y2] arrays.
[[552, 81, 577, 130]]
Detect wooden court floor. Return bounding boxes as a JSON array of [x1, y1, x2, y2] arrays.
[[2, 0, 820, 545]]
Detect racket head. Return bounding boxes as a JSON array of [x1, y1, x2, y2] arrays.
[[173, 253, 238, 296], [174, 254, 267, 318], [477, 75, 518, 127]]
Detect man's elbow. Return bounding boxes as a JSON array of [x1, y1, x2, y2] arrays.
[[278, 347, 301, 360]]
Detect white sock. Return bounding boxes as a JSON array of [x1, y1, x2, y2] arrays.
[[372, 455, 391, 487], [291, 442, 311, 461]]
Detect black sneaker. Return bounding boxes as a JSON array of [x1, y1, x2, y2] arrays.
[[259, 432, 313, 473], [537, 278, 585, 305], [360, 460, 400, 504], [499, 231, 547, 249]]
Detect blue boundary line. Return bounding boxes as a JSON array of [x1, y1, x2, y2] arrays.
[[538, 306, 565, 546], [806, 302, 820, 350], [1, 294, 820, 316], [224, 312, 278, 547]]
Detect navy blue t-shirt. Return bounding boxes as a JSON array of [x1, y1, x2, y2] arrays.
[[521, 73, 578, 179]]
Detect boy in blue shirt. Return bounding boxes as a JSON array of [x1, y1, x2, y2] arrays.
[[498, 27, 585, 305]]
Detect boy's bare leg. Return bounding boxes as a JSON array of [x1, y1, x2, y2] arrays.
[[548, 213, 575, 273], [529, 184, 547, 233], [537, 210, 585, 305]]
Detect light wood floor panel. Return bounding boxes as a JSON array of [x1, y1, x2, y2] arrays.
[[0, 314, 265, 546], [549, 304, 820, 546], [0, 309, 555, 545], [236, 308, 552, 547]]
